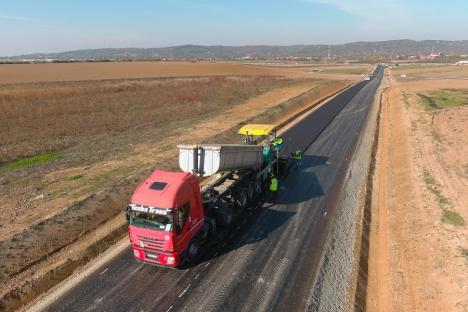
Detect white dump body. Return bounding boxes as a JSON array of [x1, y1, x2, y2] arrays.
[[178, 144, 263, 177]]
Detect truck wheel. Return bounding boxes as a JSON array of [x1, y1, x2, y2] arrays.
[[236, 190, 248, 210], [214, 202, 233, 228], [247, 182, 255, 200], [254, 180, 262, 195], [221, 204, 233, 227], [207, 217, 217, 236], [187, 238, 200, 261]]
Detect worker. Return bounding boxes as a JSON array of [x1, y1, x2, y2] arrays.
[[269, 174, 278, 202], [271, 137, 283, 151], [294, 147, 302, 169]]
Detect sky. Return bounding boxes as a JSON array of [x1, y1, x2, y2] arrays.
[[1, 0, 468, 56]]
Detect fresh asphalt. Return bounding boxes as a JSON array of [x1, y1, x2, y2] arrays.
[[43, 66, 383, 312]]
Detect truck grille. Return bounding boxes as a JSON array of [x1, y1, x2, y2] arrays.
[[137, 235, 164, 252]]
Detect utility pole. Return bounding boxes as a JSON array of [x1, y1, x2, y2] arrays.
[[328, 45, 331, 60]]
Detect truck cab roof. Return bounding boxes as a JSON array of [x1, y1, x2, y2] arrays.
[[131, 170, 195, 209]]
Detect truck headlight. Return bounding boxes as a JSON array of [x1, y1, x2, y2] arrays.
[[133, 249, 140, 258], [166, 256, 175, 264]]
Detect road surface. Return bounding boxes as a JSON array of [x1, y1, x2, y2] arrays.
[[42, 67, 383, 312]]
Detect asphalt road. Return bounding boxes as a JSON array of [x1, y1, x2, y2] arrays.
[[43, 66, 383, 312]]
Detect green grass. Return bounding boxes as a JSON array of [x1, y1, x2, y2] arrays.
[[4, 153, 60, 170], [422, 169, 451, 208], [322, 68, 369, 75], [65, 174, 84, 181], [422, 168, 465, 226], [442, 210, 465, 226], [417, 89, 468, 111]]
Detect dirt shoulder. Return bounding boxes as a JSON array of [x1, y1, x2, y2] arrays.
[[366, 71, 468, 311]]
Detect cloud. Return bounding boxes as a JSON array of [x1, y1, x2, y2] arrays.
[[306, 0, 412, 40], [0, 13, 45, 24], [310, 0, 406, 21]]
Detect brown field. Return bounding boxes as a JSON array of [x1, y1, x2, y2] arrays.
[[0, 76, 302, 163], [0, 61, 316, 84], [391, 63, 468, 78], [367, 68, 468, 311], [0, 60, 357, 309], [249, 63, 374, 80]]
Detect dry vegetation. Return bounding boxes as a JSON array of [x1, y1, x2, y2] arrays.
[[0, 76, 298, 164]]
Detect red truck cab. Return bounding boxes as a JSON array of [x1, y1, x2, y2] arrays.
[[126, 170, 205, 267]]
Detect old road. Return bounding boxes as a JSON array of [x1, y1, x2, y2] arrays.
[[40, 66, 383, 312]]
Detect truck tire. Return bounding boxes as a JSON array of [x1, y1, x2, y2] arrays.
[[246, 182, 255, 200], [236, 190, 248, 210], [206, 217, 217, 236], [254, 180, 262, 195], [216, 203, 234, 227], [187, 238, 200, 261]]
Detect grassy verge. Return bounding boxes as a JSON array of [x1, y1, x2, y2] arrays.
[[422, 169, 451, 208], [422, 168, 464, 226], [3, 153, 60, 170], [442, 210, 465, 227], [417, 89, 468, 111]]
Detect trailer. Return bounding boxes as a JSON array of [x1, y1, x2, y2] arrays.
[[125, 124, 291, 267]]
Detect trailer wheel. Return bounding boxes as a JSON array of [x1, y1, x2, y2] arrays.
[[247, 182, 255, 200], [236, 190, 248, 210], [187, 238, 200, 261], [214, 202, 233, 228], [208, 218, 217, 236], [254, 180, 262, 195]]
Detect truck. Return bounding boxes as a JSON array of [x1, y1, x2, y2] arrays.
[[125, 124, 291, 267]]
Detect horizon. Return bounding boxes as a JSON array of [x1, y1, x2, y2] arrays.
[[5, 39, 468, 58], [2, 0, 468, 56]]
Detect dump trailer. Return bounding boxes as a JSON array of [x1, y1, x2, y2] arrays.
[[125, 124, 290, 267]]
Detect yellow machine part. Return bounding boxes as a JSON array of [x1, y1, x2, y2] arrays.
[[238, 124, 276, 136]]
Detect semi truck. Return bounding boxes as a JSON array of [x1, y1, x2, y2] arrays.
[[125, 124, 291, 267]]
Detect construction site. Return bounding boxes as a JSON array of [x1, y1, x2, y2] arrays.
[[1, 1, 468, 311]]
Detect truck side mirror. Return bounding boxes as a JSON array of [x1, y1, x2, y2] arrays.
[[125, 206, 130, 223]]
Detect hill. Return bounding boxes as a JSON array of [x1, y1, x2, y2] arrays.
[[6, 40, 468, 60]]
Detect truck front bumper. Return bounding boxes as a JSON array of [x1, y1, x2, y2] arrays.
[[132, 246, 180, 267]]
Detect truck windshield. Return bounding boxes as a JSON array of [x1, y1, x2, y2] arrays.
[[129, 211, 173, 232]]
